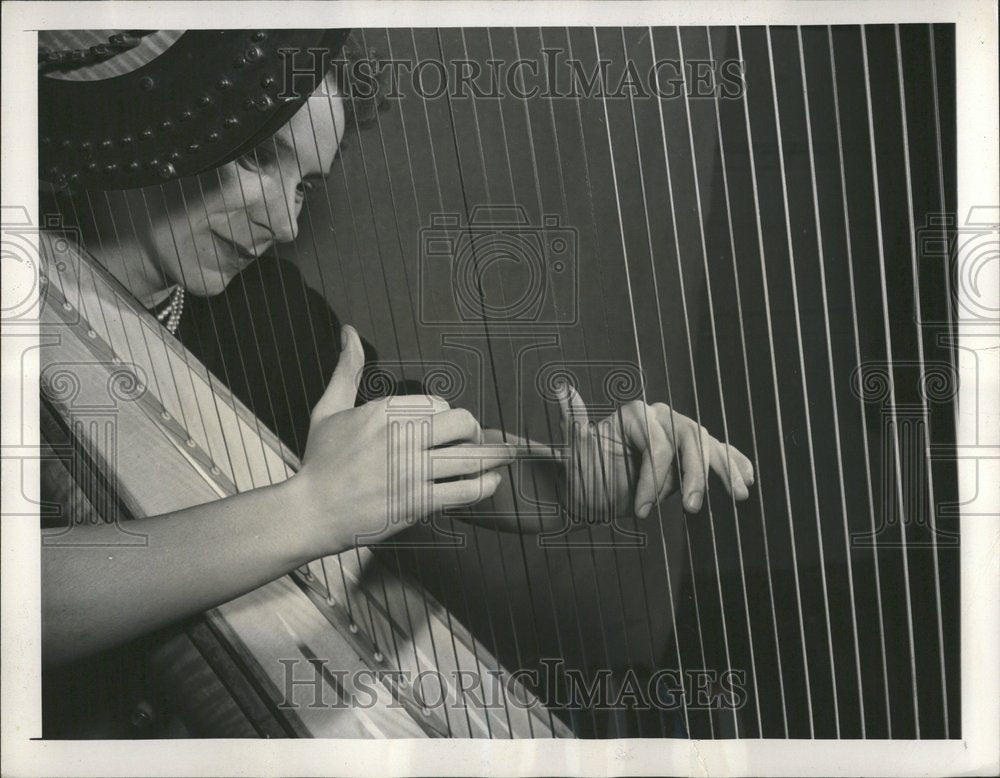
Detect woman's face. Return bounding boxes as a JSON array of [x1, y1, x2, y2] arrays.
[[127, 78, 346, 297]]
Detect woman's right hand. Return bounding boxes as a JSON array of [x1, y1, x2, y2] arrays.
[[287, 325, 510, 556]]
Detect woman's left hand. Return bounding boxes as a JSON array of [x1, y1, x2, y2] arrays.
[[555, 383, 755, 520]]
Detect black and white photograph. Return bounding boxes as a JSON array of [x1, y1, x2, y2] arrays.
[[1, 1, 997, 776]]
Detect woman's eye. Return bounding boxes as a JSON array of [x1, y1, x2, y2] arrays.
[[236, 145, 277, 172]]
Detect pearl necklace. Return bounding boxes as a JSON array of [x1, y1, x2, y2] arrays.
[[154, 286, 185, 335]]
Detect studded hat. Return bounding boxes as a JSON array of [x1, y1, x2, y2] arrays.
[[39, 29, 350, 191]]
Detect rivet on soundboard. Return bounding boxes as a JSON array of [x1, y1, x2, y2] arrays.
[[85, 162, 98, 173], [207, 132, 220, 143], [260, 74, 276, 89], [67, 173, 80, 185], [140, 129, 153, 140], [160, 120, 173, 132], [187, 143, 200, 154], [119, 135, 133, 146], [243, 98, 255, 111], [60, 139, 72, 149], [216, 78, 232, 91], [185, 438, 196, 448], [198, 95, 212, 107], [179, 110, 193, 122], [245, 46, 263, 62], [223, 117, 239, 129], [251, 31, 267, 42], [254, 95, 273, 112], [103, 163, 117, 175], [78, 140, 91, 152], [232, 56, 247, 69], [139, 77, 155, 91], [157, 162, 176, 180], [127, 161, 140, 172], [100, 139, 113, 150], [168, 151, 181, 162]]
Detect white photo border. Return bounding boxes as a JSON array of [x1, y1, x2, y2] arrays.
[[2, 2, 997, 776]]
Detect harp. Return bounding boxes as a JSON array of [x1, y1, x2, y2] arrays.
[[36, 24, 961, 740]]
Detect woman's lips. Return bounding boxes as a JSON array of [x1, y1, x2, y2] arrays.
[[211, 232, 271, 270]]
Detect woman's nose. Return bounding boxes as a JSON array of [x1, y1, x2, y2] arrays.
[[260, 173, 302, 243]]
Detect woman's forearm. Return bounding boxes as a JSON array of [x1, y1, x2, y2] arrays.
[[42, 478, 317, 665]]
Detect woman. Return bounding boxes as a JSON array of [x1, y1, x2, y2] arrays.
[[39, 32, 754, 734]]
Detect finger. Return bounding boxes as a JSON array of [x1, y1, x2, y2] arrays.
[[710, 442, 748, 501], [432, 471, 503, 511], [679, 426, 708, 512], [429, 444, 516, 479], [429, 408, 483, 446], [557, 382, 589, 440], [620, 405, 673, 518], [732, 446, 755, 486], [312, 324, 364, 419]]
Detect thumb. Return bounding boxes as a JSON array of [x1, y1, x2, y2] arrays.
[[312, 325, 364, 419]]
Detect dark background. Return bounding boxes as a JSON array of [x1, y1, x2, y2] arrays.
[[288, 25, 959, 739]]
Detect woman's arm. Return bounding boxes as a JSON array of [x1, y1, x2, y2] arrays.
[[43, 327, 506, 665], [42, 478, 311, 665]]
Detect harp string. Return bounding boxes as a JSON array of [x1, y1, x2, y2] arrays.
[[372, 29, 511, 732], [606, 25, 726, 737], [704, 25, 788, 736], [673, 26, 751, 736], [859, 24, 921, 737], [490, 25, 601, 736], [796, 26, 867, 736], [174, 181, 261, 485], [342, 28, 516, 730], [426, 25, 549, 737], [639, 25, 723, 738], [562, 26, 680, 739], [764, 25, 842, 736], [536, 26, 640, 739], [497, 24, 661, 737], [260, 133, 417, 696], [894, 23, 950, 736], [926, 24, 952, 738], [562, 29, 665, 740], [735, 25, 817, 737], [827, 26, 893, 737]]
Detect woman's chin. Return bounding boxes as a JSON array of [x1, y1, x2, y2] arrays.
[[184, 269, 235, 298]]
